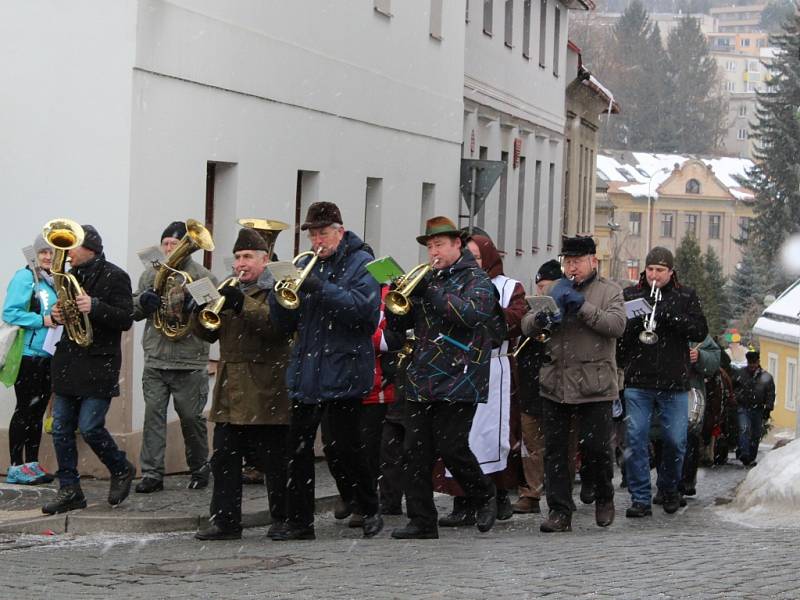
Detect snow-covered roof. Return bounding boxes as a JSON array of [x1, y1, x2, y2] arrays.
[[753, 279, 800, 345], [597, 151, 755, 201]]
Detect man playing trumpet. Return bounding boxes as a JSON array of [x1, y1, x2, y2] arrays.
[[192, 227, 292, 541], [386, 217, 498, 540], [269, 201, 382, 541]]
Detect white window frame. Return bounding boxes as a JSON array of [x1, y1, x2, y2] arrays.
[[737, 128, 748, 140], [786, 357, 797, 412], [767, 352, 779, 381]]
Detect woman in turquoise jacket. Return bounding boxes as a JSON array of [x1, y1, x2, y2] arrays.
[[2, 235, 58, 484]]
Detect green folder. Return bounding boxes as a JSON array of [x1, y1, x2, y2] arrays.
[[365, 256, 405, 284]]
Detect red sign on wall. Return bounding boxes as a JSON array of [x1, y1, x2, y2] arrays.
[[513, 138, 522, 168]]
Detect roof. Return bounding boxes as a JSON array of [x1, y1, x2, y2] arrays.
[[753, 279, 800, 345], [596, 152, 755, 201]]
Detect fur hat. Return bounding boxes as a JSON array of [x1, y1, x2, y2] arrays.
[[416, 216, 464, 246], [233, 227, 268, 253], [536, 259, 563, 283], [645, 246, 674, 269], [161, 221, 187, 242], [300, 202, 343, 231], [81, 225, 103, 254], [560, 235, 596, 257]]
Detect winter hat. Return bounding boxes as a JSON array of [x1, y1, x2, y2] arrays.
[[161, 221, 187, 242], [33, 234, 49, 254], [746, 349, 760, 364], [232, 227, 268, 253], [81, 225, 103, 254], [560, 235, 596, 257], [416, 216, 464, 246], [536, 259, 562, 283], [300, 202, 343, 231], [645, 246, 674, 270]]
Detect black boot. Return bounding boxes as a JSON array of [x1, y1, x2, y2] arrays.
[[135, 477, 164, 494], [391, 522, 439, 539], [475, 494, 497, 533], [438, 496, 475, 527], [42, 485, 87, 515], [195, 523, 242, 541], [496, 489, 513, 521], [108, 460, 135, 506]]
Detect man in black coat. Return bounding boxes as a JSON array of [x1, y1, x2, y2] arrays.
[[617, 247, 708, 518], [43, 225, 135, 515], [733, 350, 775, 466]]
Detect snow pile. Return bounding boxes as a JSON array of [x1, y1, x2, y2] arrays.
[[753, 278, 800, 344], [719, 439, 800, 528]]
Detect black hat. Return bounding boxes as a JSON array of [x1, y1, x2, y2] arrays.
[[81, 225, 103, 254], [161, 221, 187, 242], [300, 202, 343, 231], [646, 246, 674, 269], [536, 259, 562, 283], [560, 235, 596, 257], [745, 350, 760, 364], [232, 227, 268, 253]]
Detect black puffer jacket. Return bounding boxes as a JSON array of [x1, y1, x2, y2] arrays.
[[732, 366, 775, 411], [617, 272, 708, 391], [51, 254, 134, 398]]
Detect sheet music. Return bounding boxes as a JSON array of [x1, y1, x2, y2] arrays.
[[267, 261, 300, 282], [43, 326, 63, 356], [186, 277, 221, 305], [136, 245, 164, 269], [625, 298, 653, 319]]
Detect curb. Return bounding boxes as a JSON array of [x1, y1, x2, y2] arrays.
[[0, 495, 340, 535]]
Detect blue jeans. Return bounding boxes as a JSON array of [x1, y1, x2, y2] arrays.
[[624, 388, 688, 505], [736, 407, 763, 465], [52, 395, 128, 487]]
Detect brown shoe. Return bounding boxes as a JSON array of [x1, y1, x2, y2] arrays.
[[512, 496, 541, 514], [595, 499, 615, 527], [539, 511, 571, 533], [241, 466, 265, 485]]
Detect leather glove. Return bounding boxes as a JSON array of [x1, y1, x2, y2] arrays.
[[300, 274, 323, 294], [139, 290, 161, 315], [219, 285, 245, 314], [549, 279, 584, 315], [548, 278, 573, 314]]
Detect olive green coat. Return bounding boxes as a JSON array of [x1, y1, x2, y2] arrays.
[[191, 285, 291, 425]]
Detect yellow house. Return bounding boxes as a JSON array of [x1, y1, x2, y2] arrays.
[[596, 152, 755, 280], [753, 280, 800, 432]]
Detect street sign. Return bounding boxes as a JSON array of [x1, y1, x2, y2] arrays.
[[460, 159, 506, 234]]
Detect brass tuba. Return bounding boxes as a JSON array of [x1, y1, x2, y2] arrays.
[[384, 259, 438, 316], [274, 249, 321, 310], [153, 219, 215, 340], [42, 218, 93, 347]]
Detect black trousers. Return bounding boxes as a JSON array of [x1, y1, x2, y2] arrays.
[[209, 422, 288, 532], [288, 399, 379, 528], [403, 401, 493, 529], [10, 356, 51, 465], [681, 431, 701, 489], [542, 399, 614, 517], [380, 409, 406, 511]]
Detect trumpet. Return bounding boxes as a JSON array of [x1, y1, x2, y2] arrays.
[[198, 272, 243, 331], [42, 218, 93, 347], [274, 248, 321, 310], [385, 258, 439, 316], [639, 280, 661, 345]]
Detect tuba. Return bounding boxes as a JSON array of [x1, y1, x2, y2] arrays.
[[274, 249, 321, 310], [152, 219, 215, 340], [42, 218, 93, 347], [237, 218, 288, 259], [384, 259, 438, 316]]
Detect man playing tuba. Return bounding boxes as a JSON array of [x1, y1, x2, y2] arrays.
[[132, 221, 217, 494]]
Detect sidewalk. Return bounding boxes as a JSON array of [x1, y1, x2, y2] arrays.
[[0, 460, 339, 535]]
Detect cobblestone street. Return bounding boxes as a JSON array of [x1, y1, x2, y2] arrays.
[[0, 460, 794, 599]]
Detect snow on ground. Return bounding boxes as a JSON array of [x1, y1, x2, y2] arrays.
[[718, 439, 800, 529]]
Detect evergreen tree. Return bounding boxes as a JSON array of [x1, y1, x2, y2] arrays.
[[745, 16, 800, 264], [703, 246, 728, 336], [727, 243, 769, 334], [675, 232, 720, 336], [664, 17, 727, 154], [760, 0, 796, 33]]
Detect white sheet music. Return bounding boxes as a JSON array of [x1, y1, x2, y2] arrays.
[[136, 245, 164, 269], [43, 326, 63, 356], [186, 277, 221, 305], [625, 298, 653, 319], [267, 261, 300, 282]]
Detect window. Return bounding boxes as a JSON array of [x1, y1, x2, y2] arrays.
[[552, 7, 561, 76], [547, 162, 556, 249], [374, 0, 392, 17], [726, 81, 736, 92], [504, 0, 513, 47], [420, 183, 435, 263], [685, 179, 701, 194], [786, 358, 797, 412], [364, 178, 383, 254], [709, 214, 721, 239], [746, 82, 760, 93], [483, 0, 493, 35], [767, 353, 779, 382], [629, 212, 641, 236], [747, 60, 759, 73], [498, 151, 509, 251], [538, 0, 547, 68], [516, 156, 526, 253], [294, 170, 320, 255], [626, 259, 640, 281], [686, 213, 698, 236], [737, 128, 748, 140], [522, 0, 531, 58], [430, 0, 444, 40], [466, 0, 470, 22], [726, 61, 736, 72], [660, 213, 674, 238], [741, 38, 751, 47], [739, 104, 747, 117], [738, 216, 750, 240], [532, 159, 542, 251]]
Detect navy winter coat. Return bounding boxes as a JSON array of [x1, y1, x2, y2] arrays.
[[384, 250, 495, 404], [269, 231, 380, 403]]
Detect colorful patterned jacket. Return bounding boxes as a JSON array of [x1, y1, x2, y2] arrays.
[[385, 250, 496, 404]]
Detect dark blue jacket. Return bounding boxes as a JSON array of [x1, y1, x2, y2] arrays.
[[269, 231, 380, 403], [385, 250, 495, 404]]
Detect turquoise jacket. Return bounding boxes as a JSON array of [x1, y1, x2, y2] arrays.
[[2, 267, 57, 358]]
